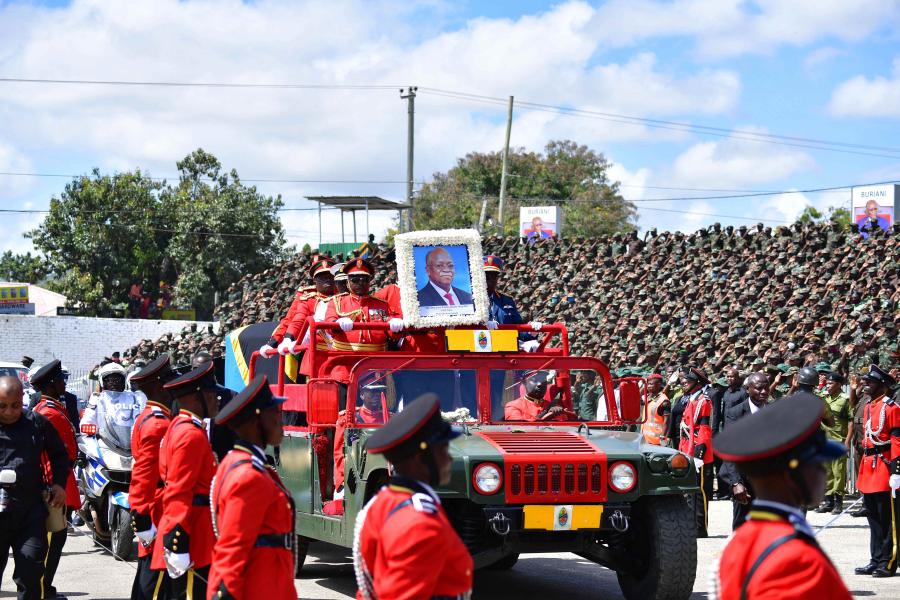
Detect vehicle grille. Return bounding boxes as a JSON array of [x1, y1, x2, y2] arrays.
[[479, 431, 607, 503]]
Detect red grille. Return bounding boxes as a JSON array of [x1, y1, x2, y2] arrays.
[[479, 431, 607, 503]]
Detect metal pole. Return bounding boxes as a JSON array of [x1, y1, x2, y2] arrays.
[[341, 210, 345, 244], [401, 86, 417, 230], [317, 200, 322, 248], [498, 95, 514, 235], [365, 198, 370, 241], [477, 195, 488, 232], [352, 209, 358, 244]]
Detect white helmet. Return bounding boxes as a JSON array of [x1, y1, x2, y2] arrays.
[[98, 362, 127, 383]]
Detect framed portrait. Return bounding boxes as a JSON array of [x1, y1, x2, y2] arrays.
[[394, 229, 489, 328]]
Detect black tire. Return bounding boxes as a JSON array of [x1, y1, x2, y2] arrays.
[[487, 553, 519, 570], [615, 495, 696, 600], [110, 506, 134, 561], [294, 535, 311, 577]]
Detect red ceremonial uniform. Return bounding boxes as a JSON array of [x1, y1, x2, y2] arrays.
[[151, 410, 217, 571], [354, 478, 473, 600], [323, 293, 399, 383], [34, 396, 79, 507], [285, 288, 332, 342], [857, 394, 900, 493], [680, 389, 713, 464], [129, 401, 171, 558], [270, 286, 316, 344], [207, 444, 295, 600], [334, 405, 388, 491], [714, 502, 851, 600]]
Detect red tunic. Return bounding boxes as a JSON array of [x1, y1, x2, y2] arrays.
[[857, 395, 900, 494], [128, 401, 171, 558], [355, 478, 473, 600], [373, 284, 445, 353], [680, 390, 713, 464], [322, 293, 399, 383], [34, 396, 79, 507], [334, 406, 388, 490], [270, 286, 316, 344], [207, 445, 295, 600], [151, 410, 217, 571], [715, 504, 851, 600], [285, 289, 331, 341]]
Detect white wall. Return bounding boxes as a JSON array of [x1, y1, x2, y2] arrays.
[[0, 315, 216, 372]]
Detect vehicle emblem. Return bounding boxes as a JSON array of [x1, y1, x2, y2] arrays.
[[558, 506, 569, 527], [477, 331, 488, 349]]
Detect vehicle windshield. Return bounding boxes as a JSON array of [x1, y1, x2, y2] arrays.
[[491, 368, 612, 423], [0, 366, 27, 382], [97, 390, 143, 453], [354, 369, 477, 424]]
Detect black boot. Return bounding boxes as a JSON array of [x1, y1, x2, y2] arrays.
[[816, 495, 834, 513], [831, 495, 843, 515]]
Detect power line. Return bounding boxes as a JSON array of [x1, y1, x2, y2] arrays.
[[0, 77, 399, 90], [0, 171, 419, 185], [637, 206, 790, 224], [627, 179, 897, 203]]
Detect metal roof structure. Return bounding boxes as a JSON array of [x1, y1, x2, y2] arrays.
[[306, 196, 410, 245]]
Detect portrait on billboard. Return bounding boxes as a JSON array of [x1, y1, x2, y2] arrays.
[[394, 229, 489, 328], [519, 206, 561, 242], [854, 200, 892, 237]]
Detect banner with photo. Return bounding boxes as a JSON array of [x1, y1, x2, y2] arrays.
[[852, 184, 896, 238], [394, 229, 489, 328], [520, 206, 562, 240]]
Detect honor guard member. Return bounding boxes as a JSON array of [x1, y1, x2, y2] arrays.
[[642, 373, 671, 446], [128, 354, 177, 600], [483, 255, 541, 352], [711, 393, 851, 600], [152, 361, 219, 599], [324, 259, 403, 384], [207, 375, 294, 600], [353, 394, 473, 600], [332, 262, 350, 295], [261, 257, 336, 358], [30, 360, 79, 600], [0, 376, 69, 600], [854, 365, 900, 578], [816, 372, 851, 515], [678, 367, 714, 537]]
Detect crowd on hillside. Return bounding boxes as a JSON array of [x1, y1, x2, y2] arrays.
[[117, 220, 899, 378]]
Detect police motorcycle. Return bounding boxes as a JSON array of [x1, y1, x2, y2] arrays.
[[75, 362, 145, 560]]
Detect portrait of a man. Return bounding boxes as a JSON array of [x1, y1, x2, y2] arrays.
[[855, 200, 891, 238], [525, 216, 554, 240], [417, 246, 474, 308]]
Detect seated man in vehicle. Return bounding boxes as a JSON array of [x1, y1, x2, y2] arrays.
[[81, 362, 144, 435], [504, 371, 574, 422]]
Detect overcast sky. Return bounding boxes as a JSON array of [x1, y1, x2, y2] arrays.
[[1, 0, 899, 253]]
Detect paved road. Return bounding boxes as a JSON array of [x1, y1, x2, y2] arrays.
[[3, 499, 891, 598]]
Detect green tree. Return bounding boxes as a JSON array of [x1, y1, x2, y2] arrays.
[[0, 251, 50, 283], [794, 205, 852, 228], [412, 140, 636, 236], [827, 206, 851, 227], [795, 205, 824, 223]]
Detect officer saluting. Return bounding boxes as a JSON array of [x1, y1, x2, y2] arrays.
[[207, 375, 295, 600], [353, 393, 472, 599], [128, 354, 177, 600], [711, 393, 851, 599], [152, 361, 219, 599], [854, 364, 900, 578], [0, 375, 68, 600]]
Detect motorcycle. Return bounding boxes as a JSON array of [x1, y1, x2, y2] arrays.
[[76, 390, 143, 561]]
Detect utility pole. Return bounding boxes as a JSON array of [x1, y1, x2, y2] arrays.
[[401, 86, 417, 231], [497, 95, 514, 235]]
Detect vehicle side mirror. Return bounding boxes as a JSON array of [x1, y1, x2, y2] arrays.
[[308, 380, 340, 427], [618, 378, 643, 422]]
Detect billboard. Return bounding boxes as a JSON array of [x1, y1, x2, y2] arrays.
[[0, 284, 29, 305], [852, 184, 896, 238], [520, 206, 562, 240]]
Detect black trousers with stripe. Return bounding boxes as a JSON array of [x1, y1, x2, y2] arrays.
[[0, 504, 48, 600], [686, 463, 714, 536], [168, 565, 208, 600], [131, 555, 171, 600], [864, 491, 899, 571]]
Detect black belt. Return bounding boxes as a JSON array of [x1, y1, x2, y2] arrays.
[[863, 446, 890, 456], [192, 494, 210, 506], [255, 533, 292, 549]]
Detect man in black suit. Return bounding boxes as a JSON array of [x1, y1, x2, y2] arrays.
[[417, 247, 474, 308], [718, 372, 770, 530], [712, 366, 749, 499]]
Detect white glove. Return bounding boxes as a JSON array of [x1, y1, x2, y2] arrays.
[[522, 340, 540, 353], [135, 524, 156, 548], [276, 337, 295, 356], [337, 317, 354, 332], [259, 344, 277, 359], [693, 458, 703, 472], [164, 550, 193, 579], [890, 474, 900, 498], [486, 320, 499, 330], [668, 371, 680, 385], [388, 318, 404, 333], [529, 321, 543, 331]]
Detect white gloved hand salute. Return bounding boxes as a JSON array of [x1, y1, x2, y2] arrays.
[[388, 318, 404, 333], [337, 317, 354, 332]]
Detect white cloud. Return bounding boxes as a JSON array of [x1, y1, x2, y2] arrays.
[[829, 57, 900, 118], [0, 141, 33, 195], [804, 46, 845, 70]]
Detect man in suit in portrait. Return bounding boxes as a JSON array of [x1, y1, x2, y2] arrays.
[[417, 247, 474, 308]]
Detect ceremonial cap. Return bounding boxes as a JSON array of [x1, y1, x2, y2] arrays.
[[682, 366, 709, 385], [367, 393, 460, 461], [483, 255, 505, 272], [359, 371, 387, 391], [343, 259, 374, 277], [715, 393, 845, 476], [163, 360, 217, 399], [309, 257, 336, 278], [30, 359, 63, 389], [647, 373, 664, 381], [216, 375, 285, 425], [331, 262, 348, 282], [861, 364, 896, 389], [130, 353, 175, 384]]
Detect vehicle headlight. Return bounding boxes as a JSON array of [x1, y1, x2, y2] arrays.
[[473, 463, 502, 495], [608, 461, 637, 493]]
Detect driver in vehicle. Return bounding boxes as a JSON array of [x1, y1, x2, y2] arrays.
[[356, 379, 390, 425], [504, 370, 573, 422]]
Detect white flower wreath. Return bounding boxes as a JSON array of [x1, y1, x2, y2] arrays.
[[394, 228, 490, 329]]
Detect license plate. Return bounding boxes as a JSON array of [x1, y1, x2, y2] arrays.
[[523, 504, 603, 531]]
